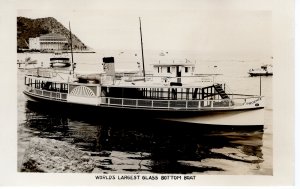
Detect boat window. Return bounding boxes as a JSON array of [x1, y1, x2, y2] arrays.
[[25, 77, 28, 86], [185, 67, 188, 73], [158, 67, 159, 73], [167, 67, 170, 73]]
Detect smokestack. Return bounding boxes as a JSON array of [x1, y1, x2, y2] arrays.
[[102, 57, 115, 77]]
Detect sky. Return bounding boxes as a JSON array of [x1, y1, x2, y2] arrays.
[[17, 1, 272, 58]]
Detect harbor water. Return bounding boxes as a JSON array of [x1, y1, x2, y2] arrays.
[[17, 51, 273, 174]]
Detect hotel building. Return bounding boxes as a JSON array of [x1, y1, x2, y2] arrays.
[[29, 33, 68, 51]]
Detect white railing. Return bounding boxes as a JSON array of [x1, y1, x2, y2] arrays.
[[119, 75, 214, 84], [25, 85, 262, 109], [100, 95, 262, 110], [26, 86, 67, 101], [26, 68, 54, 78], [97, 73, 215, 85]]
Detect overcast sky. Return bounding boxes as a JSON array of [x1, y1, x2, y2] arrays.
[[17, 1, 272, 57]]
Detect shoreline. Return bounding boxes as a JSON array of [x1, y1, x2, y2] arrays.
[[17, 50, 96, 54]]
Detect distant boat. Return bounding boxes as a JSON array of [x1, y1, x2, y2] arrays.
[[50, 51, 71, 68], [248, 64, 273, 76], [17, 57, 37, 69], [159, 52, 165, 56]]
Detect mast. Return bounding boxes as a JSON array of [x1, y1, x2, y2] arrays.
[[139, 17, 146, 82], [259, 75, 262, 96], [69, 22, 74, 74]]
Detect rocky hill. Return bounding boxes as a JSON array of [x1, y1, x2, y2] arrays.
[[17, 17, 88, 50]]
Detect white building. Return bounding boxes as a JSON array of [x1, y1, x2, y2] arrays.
[[40, 33, 68, 51], [29, 33, 68, 51]]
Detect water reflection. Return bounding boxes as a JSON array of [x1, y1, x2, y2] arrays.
[[21, 101, 264, 174]]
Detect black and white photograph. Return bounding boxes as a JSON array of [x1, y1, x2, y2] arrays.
[[0, 0, 296, 186]]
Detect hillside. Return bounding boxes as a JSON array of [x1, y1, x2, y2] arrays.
[[17, 16, 89, 50]]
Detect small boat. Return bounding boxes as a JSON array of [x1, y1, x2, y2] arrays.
[[22, 19, 265, 127], [50, 51, 71, 68], [17, 57, 38, 69], [159, 52, 165, 56], [248, 64, 273, 76]]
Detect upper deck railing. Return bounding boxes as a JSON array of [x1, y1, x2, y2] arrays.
[[26, 68, 55, 78], [120, 75, 214, 83], [24, 85, 262, 110], [25, 70, 217, 87], [102, 74, 217, 87]]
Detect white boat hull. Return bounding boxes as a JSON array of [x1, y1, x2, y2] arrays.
[[50, 63, 71, 68], [160, 108, 264, 126]]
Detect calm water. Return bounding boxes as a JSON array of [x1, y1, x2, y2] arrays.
[[17, 51, 273, 174]]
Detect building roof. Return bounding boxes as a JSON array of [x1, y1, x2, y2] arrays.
[[152, 63, 195, 67], [40, 33, 68, 42]]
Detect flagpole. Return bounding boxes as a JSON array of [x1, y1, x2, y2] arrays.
[[139, 17, 146, 82], [69, 22, 74, 74], [259, 75, 262, 96]]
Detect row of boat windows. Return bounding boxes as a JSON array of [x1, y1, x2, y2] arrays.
[[25, 77, 68, 93], [157, 67, 193, 73], [102, 86, 221, 100]]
